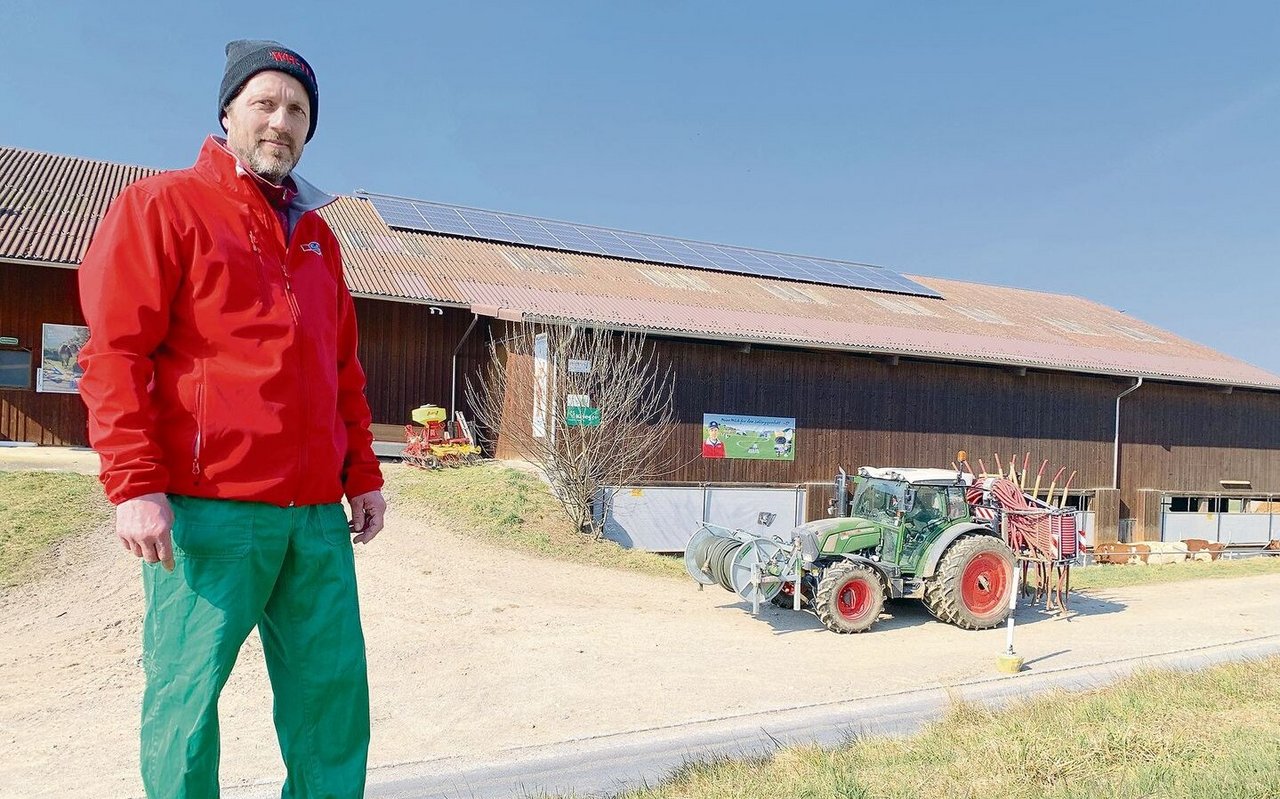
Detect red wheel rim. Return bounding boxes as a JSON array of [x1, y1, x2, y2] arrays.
[[836, 577, 870, 621], [961, 552, 1008, 617]]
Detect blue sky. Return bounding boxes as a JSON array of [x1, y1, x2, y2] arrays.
[[5, 2, 1279, 375]]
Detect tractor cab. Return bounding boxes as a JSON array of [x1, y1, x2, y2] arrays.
[[849, 476, 905, 525], [846, 467, 975, 566]]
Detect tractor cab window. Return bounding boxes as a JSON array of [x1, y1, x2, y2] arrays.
[[852, 479, 905, 525], [906, 485, 946, 527]]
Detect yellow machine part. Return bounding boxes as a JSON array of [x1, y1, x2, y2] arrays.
[[411, 404, 448, 424], [428, 443, 482, 458]]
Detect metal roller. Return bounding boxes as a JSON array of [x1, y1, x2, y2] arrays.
[[683, 527, 721, 586], [707, 538, 734, 591], [729, 538, 786, 604], [709, 538, 742, 592]]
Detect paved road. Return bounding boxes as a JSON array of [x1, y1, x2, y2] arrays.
[[225, 635, 1280, 799]]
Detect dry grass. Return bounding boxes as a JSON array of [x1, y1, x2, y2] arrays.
[[7, 460, 1277, 594], [0, 470, 111, 586], [551, 656, 1280, 799], [382, 461, 686, 580], [1071, 556, 1280, 590]]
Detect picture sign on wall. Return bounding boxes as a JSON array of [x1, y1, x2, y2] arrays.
[[701, 413, 796, 461], [36, 323, 89, 394]]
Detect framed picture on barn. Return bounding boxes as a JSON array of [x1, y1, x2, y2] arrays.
[[36, 323, 89, 394], [702, 413, 796, 461]]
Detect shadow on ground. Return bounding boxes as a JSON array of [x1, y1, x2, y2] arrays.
[[713, 589, 1128, 636]]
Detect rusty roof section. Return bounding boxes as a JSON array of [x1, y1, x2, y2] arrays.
[[4, 144, 1279, 390], [0, 145, 161, 265], [320, 196, 458, 302], [331, 207, 1280, 390]]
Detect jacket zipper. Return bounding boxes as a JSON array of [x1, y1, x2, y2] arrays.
[[279, 259, 302, 323], [191, 378, 205, 480], [248, 230, 273, 308], [278, 227, 305, 505], [256, 207, 307, 505]]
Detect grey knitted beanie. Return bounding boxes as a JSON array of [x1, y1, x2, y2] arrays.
[[218, 39, 319, 142]]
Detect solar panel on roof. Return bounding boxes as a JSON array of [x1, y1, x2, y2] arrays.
[[359, 192, 943, 299]]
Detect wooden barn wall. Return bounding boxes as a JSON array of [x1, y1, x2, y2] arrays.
[[492, 349, 531, 461], [653, 340, 1280, 534], [659, 339, 1123, 491], [352, 299, 488, 428], [489, 334, 1123, 488], [0, 262, 87, 445], [484, 334, 1280, 538], [1119, 383, 1280, 500], [0, 274, 487, 445]]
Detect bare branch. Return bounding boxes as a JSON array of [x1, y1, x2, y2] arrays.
[[465, 321, 679, 538]]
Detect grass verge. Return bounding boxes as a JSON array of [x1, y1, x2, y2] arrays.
[[382, 462, 685, 580], [550, 656, 1280, 799], [386, 461, 1280, 587], [1070, 555, 1280, 590], [0, 470, 111, 586]]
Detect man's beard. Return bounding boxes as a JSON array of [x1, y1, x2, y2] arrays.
[[242, 140, 299, 185]]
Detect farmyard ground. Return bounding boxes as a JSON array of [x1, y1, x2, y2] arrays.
[[2, 454, 1279, 798]]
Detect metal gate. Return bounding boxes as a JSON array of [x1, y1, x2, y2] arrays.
[[1160, 497, 1277, 546], [596, 484, 807, 552]]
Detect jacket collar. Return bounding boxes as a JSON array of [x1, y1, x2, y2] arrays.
[[194, 135, 336, 214]]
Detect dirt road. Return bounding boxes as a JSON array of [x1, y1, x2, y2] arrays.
[[2, 459, 1278, 798]]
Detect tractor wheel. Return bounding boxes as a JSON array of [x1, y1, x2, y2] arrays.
[[815, 562, 884, 634], [770, 580, 811, 610], [922, 535, 1015, 630]]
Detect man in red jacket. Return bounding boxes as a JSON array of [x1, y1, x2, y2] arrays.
[[78, 40, 384, 798]]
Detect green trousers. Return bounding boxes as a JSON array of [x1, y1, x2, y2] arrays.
[[141, 496, 369, 799]]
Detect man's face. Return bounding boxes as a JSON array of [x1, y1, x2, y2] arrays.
[[221, 71, 310, 185], [708, 427, 719, 441]]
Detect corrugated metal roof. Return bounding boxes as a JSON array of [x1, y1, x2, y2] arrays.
[[4, 144, 1279, 390], [319, 196, 460, 303], [446, 278, 1280, 387], [328, 211, 1280, 389], [0, 146, 160, 264]]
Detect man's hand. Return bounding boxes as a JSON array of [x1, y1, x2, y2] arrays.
[[116, 493, 175, 571], [348, 490, 386, 544]]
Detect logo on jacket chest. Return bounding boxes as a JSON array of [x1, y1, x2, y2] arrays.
[[301, 241, 322, 256]]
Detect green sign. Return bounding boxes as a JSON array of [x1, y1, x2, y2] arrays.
[[566, 406, 601, 427], [0, 337, 17, 346]]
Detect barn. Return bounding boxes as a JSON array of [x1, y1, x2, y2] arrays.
[[3, 144, 1278, 547]]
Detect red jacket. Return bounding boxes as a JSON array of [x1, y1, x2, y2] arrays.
[[78, 137, 383, 507]]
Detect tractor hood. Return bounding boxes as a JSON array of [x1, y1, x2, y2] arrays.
[[795, 516, 880, 538], [791, 516, 883, 565]]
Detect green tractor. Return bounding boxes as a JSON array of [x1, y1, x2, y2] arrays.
[[685, 466, 1016, 634]]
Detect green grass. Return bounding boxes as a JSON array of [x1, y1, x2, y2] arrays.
[[1071, 555, 1280, 590], [707, 429, 794, 461], [0, 470, 111, 586], [382, 462, 686, 580], [546, 656, 1280, 799]]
